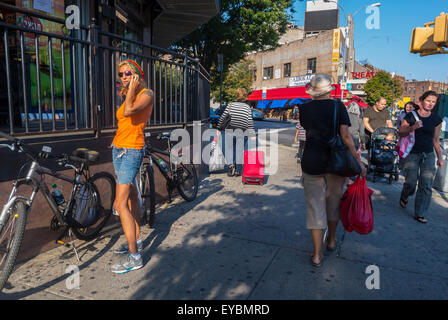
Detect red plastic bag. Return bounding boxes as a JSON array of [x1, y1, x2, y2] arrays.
[[340, 176, 374, 235]]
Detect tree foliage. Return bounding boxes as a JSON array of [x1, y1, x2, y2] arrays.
[[364, 71, 404, 106], [172, 0, 294, 94], [211, 59, 255, 104]]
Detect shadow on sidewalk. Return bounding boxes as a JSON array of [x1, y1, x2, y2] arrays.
[[0, 225, 122, 300], [129, 169, 448, 299], [130, 174, 306, 299]]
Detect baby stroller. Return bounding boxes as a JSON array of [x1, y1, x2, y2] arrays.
[[368, 127, 400, 184]]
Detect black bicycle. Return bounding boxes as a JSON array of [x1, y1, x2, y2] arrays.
[[138, 131, 199, 227], [0, 131, 115, 291]]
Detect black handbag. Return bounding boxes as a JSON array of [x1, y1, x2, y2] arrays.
[[328, 100, 362, 177]]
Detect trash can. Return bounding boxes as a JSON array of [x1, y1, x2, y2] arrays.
[[433, 140, 448, 193]]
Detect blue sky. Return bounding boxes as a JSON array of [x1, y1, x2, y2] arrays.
[[292, 0, 448, 82]]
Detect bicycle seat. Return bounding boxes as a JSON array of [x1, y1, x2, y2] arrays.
[[71, 148, 100, 163]]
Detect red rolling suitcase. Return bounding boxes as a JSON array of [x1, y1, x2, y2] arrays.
[[242, 150, 265, 185]]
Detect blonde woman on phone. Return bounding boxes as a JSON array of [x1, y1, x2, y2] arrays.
[[111, 60, 154, 273]]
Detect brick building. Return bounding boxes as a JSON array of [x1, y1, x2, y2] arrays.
[[247, 26, 350, 91], [403, 80, 448, 102]]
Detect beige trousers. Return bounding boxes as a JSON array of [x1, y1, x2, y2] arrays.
[[302, 172, 346, 230]]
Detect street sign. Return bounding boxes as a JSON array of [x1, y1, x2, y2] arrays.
[[289, 74, 315, 87]]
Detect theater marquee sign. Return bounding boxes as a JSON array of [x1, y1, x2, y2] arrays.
[[346, 79, 367, 95]]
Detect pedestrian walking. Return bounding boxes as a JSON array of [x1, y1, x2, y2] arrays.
[[111, 60, 154, 273], [398, 91, 444, 224], [363, 97, 393, 165], [299, 74, 366, 267], [396, 101, 418, 129], [217, 88, 256, 177], [293, 105, 299, 120], [294, 117, 306, 162], [346, 101, 365, 151]]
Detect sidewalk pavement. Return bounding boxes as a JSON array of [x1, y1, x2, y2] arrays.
[[1, 143, 448, 300]]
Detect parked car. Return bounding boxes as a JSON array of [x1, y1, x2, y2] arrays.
[[251, 109, 264, 121], [210, 104, 226, 127]]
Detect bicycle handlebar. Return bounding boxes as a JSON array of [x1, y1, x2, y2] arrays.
[[0, 131, 39, 160], [1, 131, 87, 167], [0, 131, 18, 142], [38, 151, 88, 166]]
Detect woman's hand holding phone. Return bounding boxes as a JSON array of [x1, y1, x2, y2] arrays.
[[128, 74, 139, 94]]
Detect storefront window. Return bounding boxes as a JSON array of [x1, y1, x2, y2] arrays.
[[0, 0, 90, 130]]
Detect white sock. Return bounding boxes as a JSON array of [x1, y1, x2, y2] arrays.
[[130, 252, 141, 260]]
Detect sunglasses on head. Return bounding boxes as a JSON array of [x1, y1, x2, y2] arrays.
[[118, 70, 133, 78]]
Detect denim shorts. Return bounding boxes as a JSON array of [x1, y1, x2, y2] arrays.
[[112, 146, 145, 185]]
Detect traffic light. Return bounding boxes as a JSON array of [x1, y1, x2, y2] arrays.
[[434, 13, 448, 44], [410, 27, 439, 53], [410, 13, 448, 56]]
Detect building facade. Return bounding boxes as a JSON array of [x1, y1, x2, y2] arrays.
[[403, 80, 448, 102], [247, 26, 351, 92]]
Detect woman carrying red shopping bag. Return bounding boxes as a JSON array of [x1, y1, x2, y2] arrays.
[[299, 74, 367, 268]]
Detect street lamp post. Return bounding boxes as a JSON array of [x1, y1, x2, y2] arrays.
[[323, 1, 381, 84], [218, 54, 224, 108], [346, 3, 381, 82]]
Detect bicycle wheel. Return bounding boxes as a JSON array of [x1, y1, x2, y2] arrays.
[[139, 164, 156, 227], [0, 201, 28, 291], [176, 162, 199, 202], [71, 172, 115, 241]]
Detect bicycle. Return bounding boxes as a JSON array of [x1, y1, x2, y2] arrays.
[[138, 131, 199, 227], [0, 131, 115, 291]]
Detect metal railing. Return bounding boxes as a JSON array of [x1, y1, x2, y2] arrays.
[[0, 3, 210, 137]]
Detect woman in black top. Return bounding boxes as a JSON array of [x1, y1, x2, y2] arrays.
[[398, 91, 443, 224], [299, 74, 366, 267]]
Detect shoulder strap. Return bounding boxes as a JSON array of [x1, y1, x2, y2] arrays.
[[411, 110, 420, 122], [332, 100, 340, 138]]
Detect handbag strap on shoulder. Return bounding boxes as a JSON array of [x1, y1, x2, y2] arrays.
[[332, 100, 340, 139]]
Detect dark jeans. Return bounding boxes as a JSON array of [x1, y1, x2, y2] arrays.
[[297, 141, 306, 159], [221, 131, 249, 174], [352, 136, 360, 151], [400, 152, 437, 217]]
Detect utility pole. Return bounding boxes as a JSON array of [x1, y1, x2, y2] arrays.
[[218, 54, 223, 107]]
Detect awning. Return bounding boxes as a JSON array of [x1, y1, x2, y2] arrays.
[[344, 96, 370, 108], [247, 84, 351, 101], [270, 99, 288, 108], [153, 0, 220, 47], [289, 98, 311, 105], [351, 96, 370, 108], [257, 100, 272, 109]]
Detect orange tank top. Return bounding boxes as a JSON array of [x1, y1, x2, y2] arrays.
[[113, 89, 152, 149]]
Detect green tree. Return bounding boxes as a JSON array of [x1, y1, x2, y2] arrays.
[[211, 59, 255, 104], [172, 0, 294, 93], [364, 71, 404, 106]]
